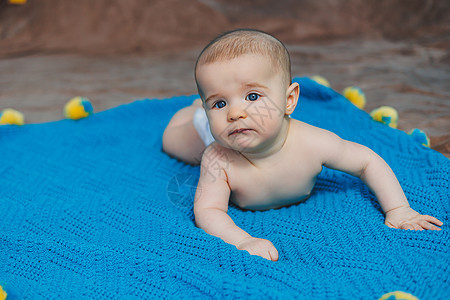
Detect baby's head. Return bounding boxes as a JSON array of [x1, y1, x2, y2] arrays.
[[194, 29, 299, 154], [195, 29, 291, 89]]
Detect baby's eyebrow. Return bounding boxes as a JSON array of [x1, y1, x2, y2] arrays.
[[205, 93, 220, 103], [243, 82, 268, 90]]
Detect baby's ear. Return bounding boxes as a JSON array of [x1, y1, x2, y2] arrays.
[[285, 82, 300, 115]]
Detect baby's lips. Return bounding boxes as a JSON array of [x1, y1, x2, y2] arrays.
[[229, 128, 253, 136]]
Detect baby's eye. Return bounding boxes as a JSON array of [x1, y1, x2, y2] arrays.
[[213, 100, 226, 109], [246, 93, 260, 101]]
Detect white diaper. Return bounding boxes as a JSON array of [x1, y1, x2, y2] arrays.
[[193, 108, 215, 146]]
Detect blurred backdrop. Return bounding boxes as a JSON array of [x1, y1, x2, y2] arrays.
[[1, 0, 448, 55], [0, 0, 449, 155]]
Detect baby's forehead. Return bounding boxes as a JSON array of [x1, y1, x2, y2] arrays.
[[198, 55, 280, 83], [197, 51, 289, 88], [197, 59, 285, 102], [197, 53, 280, 76]]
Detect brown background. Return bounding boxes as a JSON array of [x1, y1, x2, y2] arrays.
[[0, 0, 449, 156]]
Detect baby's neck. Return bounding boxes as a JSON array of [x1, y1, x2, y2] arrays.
[[240, 117, 291, 167]]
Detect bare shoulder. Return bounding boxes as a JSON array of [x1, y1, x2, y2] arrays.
[[291, 120, 342, 148], [292, 120, 377, 173], [199, 142, 239, 180], [289, 119, 349, 166]]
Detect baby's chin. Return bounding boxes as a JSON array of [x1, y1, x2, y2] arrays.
[[222, 134, 262, 153]]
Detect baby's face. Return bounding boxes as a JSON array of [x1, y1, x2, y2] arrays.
[[196, 54, 291, 153]]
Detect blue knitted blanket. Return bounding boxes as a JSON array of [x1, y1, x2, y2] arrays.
[[1, 78, 448, 299]]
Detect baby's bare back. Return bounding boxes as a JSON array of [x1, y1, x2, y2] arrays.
[[212, 120, 324, 210]]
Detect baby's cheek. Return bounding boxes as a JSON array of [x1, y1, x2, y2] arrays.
[[209, 124, 223, 140], [209, 128, 229, 148], [252, 101, 284, 123]]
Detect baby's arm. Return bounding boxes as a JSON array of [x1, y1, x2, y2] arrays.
[[314, 129, 443, 230], [194, 145, 279, 261]]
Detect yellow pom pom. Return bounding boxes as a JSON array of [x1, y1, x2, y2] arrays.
[[343, 86, 366, 109], [370, 106, 398, 128], [64, 97, 94, 120], [0, 108, 25, 125], [8, 0, 27, 5], [379, 291, 418, 300], [0, 285, 6, 300], [310, 75, 331, 87]]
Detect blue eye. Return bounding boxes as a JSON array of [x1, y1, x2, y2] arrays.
[[214, 100, 226, 109], [246, 93, 260, 101]]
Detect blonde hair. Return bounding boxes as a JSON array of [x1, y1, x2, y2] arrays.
[[195, 29, 291, 87]]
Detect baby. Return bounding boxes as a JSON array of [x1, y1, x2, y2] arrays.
[[162, 29, 443, 261]]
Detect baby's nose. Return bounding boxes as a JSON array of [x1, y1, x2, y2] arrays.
[[227, 104, 247, 121]]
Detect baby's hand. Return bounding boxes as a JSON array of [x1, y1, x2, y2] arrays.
[[236, 237, 279, 261], [385, 206, 443, 231]]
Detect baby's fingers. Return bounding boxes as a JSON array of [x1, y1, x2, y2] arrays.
[[419, 220, 442, 231], [259, 247, 278, 261], [423, 215, 443, 226], [258, 252, 271, 261], [256, 249, 275, 261], [400, 223, 422, 231], [268, 247, 279, 262]]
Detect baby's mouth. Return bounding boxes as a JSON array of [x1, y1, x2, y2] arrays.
[[229, 128, 253, 136]]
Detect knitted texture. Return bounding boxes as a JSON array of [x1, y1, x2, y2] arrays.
[[0, 78, 448, 299]]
